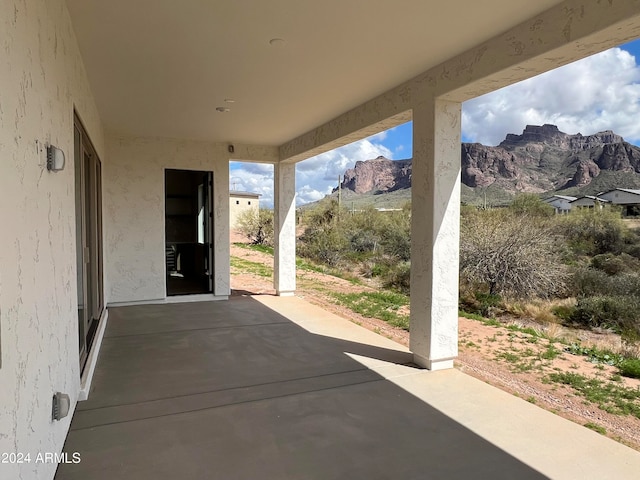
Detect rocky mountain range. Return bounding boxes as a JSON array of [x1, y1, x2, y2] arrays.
[[333, 124, 640, 201]]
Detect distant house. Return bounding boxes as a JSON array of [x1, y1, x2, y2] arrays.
[[543, 195, 576, 214], [230, 191, 261, 228], [597, 189, 640, 216], [569, 195, 609, 210]]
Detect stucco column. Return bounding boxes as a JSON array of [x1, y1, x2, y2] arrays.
[[410, 98, 461, 370], [274, 162, 296, 296], [214, 163, 231, 297]]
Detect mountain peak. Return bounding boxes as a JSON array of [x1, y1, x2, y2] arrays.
[[333, 125, 640, 198], [499, 124, 624, 149]]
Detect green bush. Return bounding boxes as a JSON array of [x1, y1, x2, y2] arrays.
[[571, 268, 640, 298], [557, 208, 627, 256], [591, 253, 640, 276], [607, 273, 640, 298], [382, 261, 411, 294], [625, 243, 640, 259], [619, 358, 640, 379], [299, 227, 349, 267], [298, 200, 411, 271], [459, 291, 503, 317], [570, 267, 610, 297], [236, 208, 274, 246], [570, 295, 640, 338], [508, 194, 554, 217], [552, 304, 575, 321]]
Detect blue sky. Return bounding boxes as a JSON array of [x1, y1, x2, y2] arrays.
[[231, 39, 640, 208]]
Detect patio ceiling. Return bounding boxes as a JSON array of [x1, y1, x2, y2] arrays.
[[65, 0, 563, 145]]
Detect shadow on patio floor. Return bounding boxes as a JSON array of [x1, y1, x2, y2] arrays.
[[56, 297, 546, 480]]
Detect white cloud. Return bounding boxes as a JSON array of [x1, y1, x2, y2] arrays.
[[229, 162, 274, 207], [462, 48, 640, 145], [295, 136, 393, 205], [229, 134, 394, 208], [296, 185, 326, 205]]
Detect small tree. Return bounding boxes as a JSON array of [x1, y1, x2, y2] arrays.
[[460, 210, 567, 298], [508, 194, 554, 217], [236, 208, 274, 246], [298, 200, 349, 266]]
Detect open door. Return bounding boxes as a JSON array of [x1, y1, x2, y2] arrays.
[[165, 169, 213, 296]]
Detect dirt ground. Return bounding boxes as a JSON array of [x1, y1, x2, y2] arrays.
[[229, 234, 640, 450]]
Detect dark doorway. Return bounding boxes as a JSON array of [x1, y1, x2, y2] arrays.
[[165, 169, 214, 296]]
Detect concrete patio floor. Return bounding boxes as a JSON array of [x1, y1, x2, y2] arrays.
[[56, 295, 640, 479]]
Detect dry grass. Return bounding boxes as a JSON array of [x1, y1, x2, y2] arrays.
[[502, 297, 574, 324], [500, 297, 640, 358]]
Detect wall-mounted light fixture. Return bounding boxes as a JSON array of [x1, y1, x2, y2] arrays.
[[52, 392, 70, 421], [46, 145, 66, 172], [228, 144, 235, 154]]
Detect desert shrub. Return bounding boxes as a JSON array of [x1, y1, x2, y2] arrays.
[[570, 295, 640, 338], [552, 304, 575, 321], [298, 201, 349, 266], [381, 261, 411, 294], [460, 210, 568, 298], [299, 200, 411, 269], [347, 229, 378, 254], [509, 194, 554, 217], [557, 208, 627, 256], [590, 253, 637, 276], [459, 291, 504, 317], [570, 267, 610, 297], [605, 273, 640, 298], [303, 199, 342, 227], [623, 228, 640, 258], [571, 267, 640, 298], [236, 208, 274, 246], [380, 210, 411, 261], [619, 358, 640, 379], [625, 243, 640, 259], [299, 226, 349, 267]]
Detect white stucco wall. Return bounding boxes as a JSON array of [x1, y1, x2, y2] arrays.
[[105, 136, 232, 303], [0, 1, 104, 479], [274, 163, 297, 295]]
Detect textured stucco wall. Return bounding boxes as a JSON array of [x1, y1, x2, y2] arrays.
[[105, 136, 231, 303], [410, 99, 461, 370], [274, 163, 297, 295], [0, 1, 104, 479]]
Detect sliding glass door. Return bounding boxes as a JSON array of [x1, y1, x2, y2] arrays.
[[74, 115, 104, 372]]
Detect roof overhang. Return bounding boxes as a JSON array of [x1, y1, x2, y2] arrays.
[[65, 1, 640, 161]]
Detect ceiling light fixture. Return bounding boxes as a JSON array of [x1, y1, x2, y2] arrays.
[[215, 107, 231, 113], [224, 98, 235, 103], [269, 38, 285, 47]]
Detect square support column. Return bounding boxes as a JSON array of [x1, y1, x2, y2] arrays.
[[410, 98, 461, 370], [274, 163, 297, 296]]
